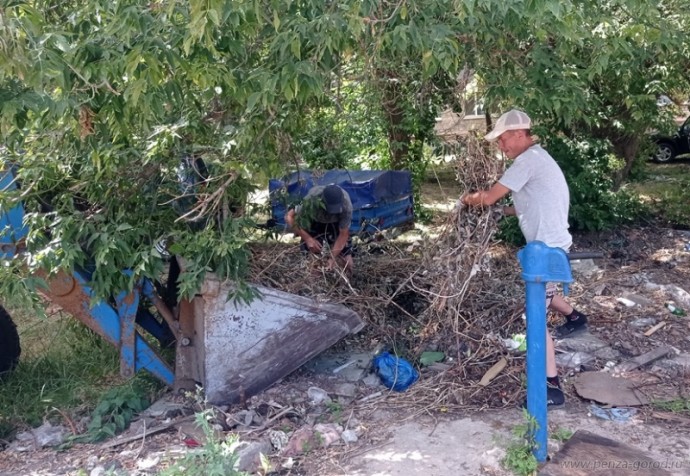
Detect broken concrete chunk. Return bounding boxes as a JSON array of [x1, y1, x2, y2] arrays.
[[236, 440, 273, 473], [362, 373, 381, 387], [569, 259, 601, 279], [307, 387, 331, 405], [10, 422, 67, 451], [341, 429, 358, 443], [334, 383, 357, 398], [268, 430, 289, 451], [141, 399, 187, 420], [314, 423, 342, 447]]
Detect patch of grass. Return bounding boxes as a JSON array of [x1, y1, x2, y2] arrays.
[[630, 163, 690, 228], [0, 307, 162, 441], [550, 427, 573, 442], [70, 379, 154, 443], [159, 409, 249, 476], [652, 398, 690, 416], [325, 401, 343, 423], [502, 410, 539, 476]]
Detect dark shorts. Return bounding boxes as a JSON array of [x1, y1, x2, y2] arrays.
[[300, 222, 353, 256]]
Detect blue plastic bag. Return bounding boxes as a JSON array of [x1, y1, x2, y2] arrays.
[[373, 352, 419, 391]]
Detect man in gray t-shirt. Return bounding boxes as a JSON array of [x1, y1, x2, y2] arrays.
[[286, 184, 354, 272], [461, 109, 590, 407]]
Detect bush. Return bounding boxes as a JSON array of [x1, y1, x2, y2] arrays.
[[543, 135, 645, 231], [496, 216, 526, 247], [656, 186, 690, 229]]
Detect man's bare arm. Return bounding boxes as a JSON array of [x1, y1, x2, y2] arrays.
[[461, 182, 511, 207]]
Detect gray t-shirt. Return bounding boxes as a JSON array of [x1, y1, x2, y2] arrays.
[[498, 144, 572, 251], [295, 185, 353, 230]]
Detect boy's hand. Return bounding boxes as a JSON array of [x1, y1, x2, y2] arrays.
[[305, 237, 322, 253]]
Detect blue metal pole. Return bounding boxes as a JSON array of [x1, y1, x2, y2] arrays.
[[518, 241, 572, 463], [525, 279, 548, 462]]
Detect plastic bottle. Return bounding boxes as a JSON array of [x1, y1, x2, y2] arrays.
[[666, 303, 686, 317]]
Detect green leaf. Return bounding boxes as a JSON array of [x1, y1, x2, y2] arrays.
[[273, 9, 281, 31], [419, 351, 445, 366]]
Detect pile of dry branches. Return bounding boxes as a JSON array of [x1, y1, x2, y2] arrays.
[[247, 134, 532, 410]]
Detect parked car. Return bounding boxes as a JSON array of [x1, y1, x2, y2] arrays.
[[652, 116, 690, 162]]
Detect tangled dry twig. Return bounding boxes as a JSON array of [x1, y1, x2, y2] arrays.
[[248, 134, 532, 410]]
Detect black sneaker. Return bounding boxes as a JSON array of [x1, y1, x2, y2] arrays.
[[522, 387, 565, 408], [553, 319, 587, 339], [547, 386, 565, 406]]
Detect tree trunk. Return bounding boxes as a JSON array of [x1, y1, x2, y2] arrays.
[[382, 81, 411, 170], [611, 135, 640, 190]]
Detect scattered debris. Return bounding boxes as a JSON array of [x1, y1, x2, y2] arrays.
[[372, 352, 419, 391], [502, 334, 526, 352], [235, 439, 272, 473], [341, 429, 358, 443], [9, 422, 68, 451], [100, 415, 196, 449], [419, 351, 445, 366], [307, 387, 331, 405], [479, 358, 507, 387], [629, 317, 657, 328], [644, 321, 667, 337], [622, 293, 655, 307], [555, 332, 621, 361], [588, 405, 638, 422], [617, 297, 637, 307], [556, 351, 595, 370], [268, 430, 289, 451], [665, 302, 686, 316]]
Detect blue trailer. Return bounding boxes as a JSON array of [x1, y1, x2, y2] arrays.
[[269, 169, 415, 238], [0, 167, 364, 404]]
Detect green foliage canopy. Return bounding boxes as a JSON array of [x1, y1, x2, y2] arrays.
[[0, 0, 688, 302]]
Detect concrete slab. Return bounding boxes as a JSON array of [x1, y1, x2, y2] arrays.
[[343, 416, 508, 476], [340, 408, 690, 476]]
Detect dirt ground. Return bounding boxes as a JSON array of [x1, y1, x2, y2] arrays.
[[1, 178, 690, 475]]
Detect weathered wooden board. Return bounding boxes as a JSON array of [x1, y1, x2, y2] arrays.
[[539, 430, 673, 476], [615, 346, 674, 372]]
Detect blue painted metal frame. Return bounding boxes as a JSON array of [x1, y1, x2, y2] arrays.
[[0, 165, 174, 386], [517, 241, 572, 463], [0, 167, 28, 258], [74, 271, 175, 385]]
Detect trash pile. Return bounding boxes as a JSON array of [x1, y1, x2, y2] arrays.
[[248, 134, 534, 411]]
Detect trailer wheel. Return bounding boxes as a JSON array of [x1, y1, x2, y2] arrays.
[[0, 306, 20, 377]]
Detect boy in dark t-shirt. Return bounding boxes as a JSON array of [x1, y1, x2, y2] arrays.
[[286, 184, 354, 272]]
